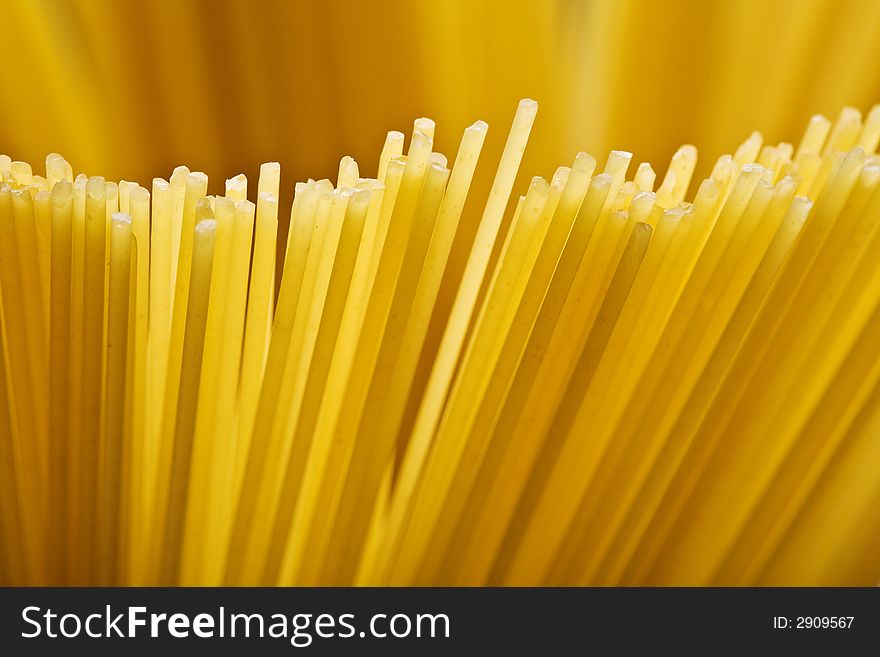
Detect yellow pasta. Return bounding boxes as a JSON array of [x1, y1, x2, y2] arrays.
[[1, 98, 880, 589], [99, 212, 132, 585], [158, 215, 217, 585]]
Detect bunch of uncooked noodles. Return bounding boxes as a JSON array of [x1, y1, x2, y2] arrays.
[[1, 99, 879, 587]]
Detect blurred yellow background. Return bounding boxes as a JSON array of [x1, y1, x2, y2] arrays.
[[3, 0, 879, 213]]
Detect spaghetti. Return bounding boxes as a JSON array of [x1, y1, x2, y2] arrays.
[[1, 101, 879, 586]]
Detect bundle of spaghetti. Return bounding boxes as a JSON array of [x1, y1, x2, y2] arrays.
[[1, 100, 880, 587]]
